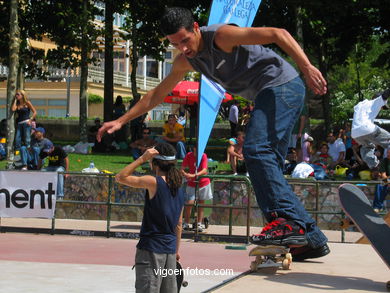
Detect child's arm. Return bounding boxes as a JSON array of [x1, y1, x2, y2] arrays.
[[176, 208, 184, 260], [115, 148, 158, 197]]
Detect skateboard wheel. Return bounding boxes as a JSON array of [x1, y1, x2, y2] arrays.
[[282, 258, 291, 270], [250, 261, 257, 271], [182, 281, 188, 287]]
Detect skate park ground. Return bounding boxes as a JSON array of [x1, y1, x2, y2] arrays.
[[0, 219, 389, 293]]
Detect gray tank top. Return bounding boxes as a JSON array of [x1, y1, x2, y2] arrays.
[[186, 24, 299, 100]]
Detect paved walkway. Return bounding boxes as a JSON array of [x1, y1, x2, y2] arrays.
[[0, 220, 389, 292]]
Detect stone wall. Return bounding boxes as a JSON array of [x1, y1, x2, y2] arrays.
[[58, 174, 383, 230]]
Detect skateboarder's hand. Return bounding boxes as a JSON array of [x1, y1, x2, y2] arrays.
[[176, 253, 181, 261], [96, 120, 122, 142], [302, 64, 327, 96]]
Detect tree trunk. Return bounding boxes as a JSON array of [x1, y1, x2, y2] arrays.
[[6, 0, 20, 169], [295, 6, 304, 49], [79, 0, 89, 143], [318, 42, 331, 133], [130, 22, 138, 98], [17, 62, 24, 90], [103, 0, 114, 122]]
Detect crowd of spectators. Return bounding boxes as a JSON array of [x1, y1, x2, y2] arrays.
[[282, 124, 388, 182]]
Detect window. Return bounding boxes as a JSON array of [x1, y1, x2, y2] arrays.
[[36, 109, 46, 117], [146, 61, 158, 78], [163, 63, 172, 78], [48, 109, 67, 117], [31, 99, 47, 106], [48, 100, 67, 106]]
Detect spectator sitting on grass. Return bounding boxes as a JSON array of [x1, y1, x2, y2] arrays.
[[373, 148, 390, 213], [344, 142, 369, 179], [311, 143, 333, 168], [284, 148, 298, 175], [20, 127, 50, 170], [38, 141, 69, 199], [129, 127, 157, 160], [89, 118, 115, 153], [160, 114, 186, 159], [327, 131, 346, 168]]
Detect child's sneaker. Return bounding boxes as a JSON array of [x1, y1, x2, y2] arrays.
[[250, 218, 308, 246], [182, 222, 191, 230], [195, 222, 205, 232]]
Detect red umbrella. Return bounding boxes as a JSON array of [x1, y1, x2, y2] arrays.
[[164, 80, 233, 105]]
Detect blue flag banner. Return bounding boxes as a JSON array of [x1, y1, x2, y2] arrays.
[[196, 0, 262, 166]]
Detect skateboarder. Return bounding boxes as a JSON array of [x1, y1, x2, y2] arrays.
[[116, 143, 184, 292], [99, 7, 329, 260], [351, 89, 390, 170]]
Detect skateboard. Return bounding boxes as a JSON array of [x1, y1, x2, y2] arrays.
[[176, 261, 188, 292], [338, 184, 390, 270], [249, 245, 292, 273]]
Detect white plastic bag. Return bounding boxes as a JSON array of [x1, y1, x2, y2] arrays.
[[291, 162, 314, 179], [73, 142, 93, 154], [63, 145, 75, 153]]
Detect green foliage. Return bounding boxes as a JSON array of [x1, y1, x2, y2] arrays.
[[88, 93, 104, 104], [329, 37, 390, 125]]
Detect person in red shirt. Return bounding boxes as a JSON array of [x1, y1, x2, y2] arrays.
[[181, 145, 213, 232]]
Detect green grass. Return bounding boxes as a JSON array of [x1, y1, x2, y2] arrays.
[[0, 147, 232, 173], [66, 152, 134, 173]]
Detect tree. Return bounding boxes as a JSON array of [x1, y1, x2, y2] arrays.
[[121, 1, 209, 100], [103, 0, 114, 123], [6, 0, 20, 169], [255, 0, 389, 131], [37, 0, 101, 141], [330, 37, 390, 125]]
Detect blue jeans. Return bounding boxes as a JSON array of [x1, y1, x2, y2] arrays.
[[43, 166, 65, 198], [243, 77, 327, 248], [15, 122, 32, 149], [354, 126, 390, 169], [155, 138, 186, 160], [373, 184, 388, 210], [131, 148, 142, 160], [175, 141, 186, 159], [20, 146, 40, 168]]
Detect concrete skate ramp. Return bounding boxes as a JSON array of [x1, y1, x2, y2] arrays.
[[208, 242, 389, 293]]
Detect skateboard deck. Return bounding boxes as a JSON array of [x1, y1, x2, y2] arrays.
[[338, 183, 390, 269], [249, 245, 292, 272], [176, 261, 188, 292]]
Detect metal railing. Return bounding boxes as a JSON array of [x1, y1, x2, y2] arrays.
[[0, 64, 161, 91], [0, 172, 385, 244]]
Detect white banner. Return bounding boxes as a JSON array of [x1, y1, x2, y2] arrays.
[[0, 171, 58, 218]]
